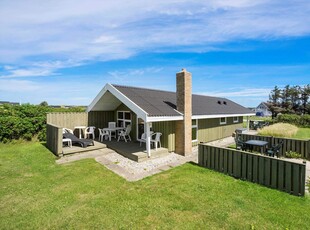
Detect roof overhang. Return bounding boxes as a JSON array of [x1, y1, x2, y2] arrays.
[[146, 116, 183, 122], [87, 84, 148, 121], [192, 113, 255, 120]]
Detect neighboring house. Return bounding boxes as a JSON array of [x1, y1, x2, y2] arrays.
[[255, 102, 272, 117], [88, 69, 254, 157], [49, 105, 87, 109], [0, 101, 20, 106]]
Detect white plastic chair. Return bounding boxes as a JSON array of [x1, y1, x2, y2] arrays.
[[108, 122, 116, 138], [98, 128, 109, 142], [85, 126, 96, 139], [151, 132, 162, 151], [139, 133, 147, 146], [139, 131, 154, 147], [117, 125, 132, 142]]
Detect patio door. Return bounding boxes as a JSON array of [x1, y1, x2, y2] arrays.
[[117, 111, 131, 128]]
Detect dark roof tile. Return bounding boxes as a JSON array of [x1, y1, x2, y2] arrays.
[[113, 84, 252, 117]]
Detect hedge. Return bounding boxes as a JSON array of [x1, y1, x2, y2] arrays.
[[276, 114, 310, 128], [0, 104, 85, 143]]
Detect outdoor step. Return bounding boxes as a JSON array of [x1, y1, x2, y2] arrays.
[[102, 139, 170, 162], [56, 148, 113, 164]]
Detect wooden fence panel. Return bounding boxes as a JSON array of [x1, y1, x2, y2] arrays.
[[47, 112, 88, 130], [46, 123, 63, 156], [198, 144, 306, 196], [238, 134, 310, 160]]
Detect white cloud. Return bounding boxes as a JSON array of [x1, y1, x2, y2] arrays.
[[0, 0, 309, 65], [202, 88, 272, 98], [0, 79, 41, 92]]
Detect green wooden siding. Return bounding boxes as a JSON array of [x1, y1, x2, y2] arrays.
[[153, 116, 243, 152], [152, 121, 176, 152], [198, 117, 243, 143], [88, 111, 115, 136]]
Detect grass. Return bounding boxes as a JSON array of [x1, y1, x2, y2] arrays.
[[258, 123, 299, 138], [294, 128, 310, 139], [1, 142, 310, 229]]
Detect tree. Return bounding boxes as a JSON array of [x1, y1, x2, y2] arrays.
[[290, 86, 301, 114], [281, 85, 292, 113], [268, 86, 282, 118], [39, 101, 48, 107], [301, 84, 310, 114], [267, 84, 310, 117]]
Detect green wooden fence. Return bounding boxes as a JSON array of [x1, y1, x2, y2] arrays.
[[198, 144, 306, 196], [238, 133, 310, 160]]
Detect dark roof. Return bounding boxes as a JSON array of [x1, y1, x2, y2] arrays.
[[113, 85, 253, 117]]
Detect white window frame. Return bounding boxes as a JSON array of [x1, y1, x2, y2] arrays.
[[220, 117, 227, 125], [192, 119, 198, 142], [117, 111, 131, 128], [233, 116, 239, 123]]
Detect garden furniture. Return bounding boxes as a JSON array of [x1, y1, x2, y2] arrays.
[[245, 140, 269, 154], [85, 126, 96, 139], [117, 125, 132, 142], [74, 126, 86, 139], [266, 141, 284, 157], [63, 132, 94, 148], [150, 132, 162, 151]]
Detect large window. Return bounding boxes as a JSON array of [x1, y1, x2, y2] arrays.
[[117, 111, 131, 128], [233, 117, 239, 123], [220, 117, 227, 125], [192, 119, 198, 142]]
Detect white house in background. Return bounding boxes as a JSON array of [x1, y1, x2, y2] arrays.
[[255, 102, 272, 117]]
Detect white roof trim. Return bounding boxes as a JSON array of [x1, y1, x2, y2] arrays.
[[192, 113, 255, 120], [146, 116, 183, 122], [87, 83, 148, 121], [148, 113, 254, 122]]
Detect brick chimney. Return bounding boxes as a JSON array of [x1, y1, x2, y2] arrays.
[[175, 68, 192, 156]]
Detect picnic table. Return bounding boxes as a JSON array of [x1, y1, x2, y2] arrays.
[[245, 140, 269, 154]]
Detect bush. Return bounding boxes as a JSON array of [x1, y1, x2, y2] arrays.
[[276, 114, 310, 128], [258, 123, 298, 138], [285, 151, 302, 159], [307, 177, 310, 193], [0, 103, 85, 142]]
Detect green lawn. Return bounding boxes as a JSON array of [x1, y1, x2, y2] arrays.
[[293, 128, 310, 139], [1, 143, 309, 229]]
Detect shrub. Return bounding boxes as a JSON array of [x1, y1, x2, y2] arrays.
[[258, 123, 298, 138], [0, 103, 85, 143], [276, 114, 310, 128], [285, 151, 302, 159]]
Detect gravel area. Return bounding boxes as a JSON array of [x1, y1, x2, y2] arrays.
[[102, 151, 196, 175]]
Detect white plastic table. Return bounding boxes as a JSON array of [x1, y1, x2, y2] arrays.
[[74, 126, 86, 139], [103, 127, 124, 141]]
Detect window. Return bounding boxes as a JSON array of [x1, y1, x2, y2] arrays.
[[233, 117, 239, 123], [192, 119, 198, 142], [117, 111, 131, 127], [220, 117, 226, 125]]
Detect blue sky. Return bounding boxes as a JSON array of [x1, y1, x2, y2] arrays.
[[0, 0, 309, 107]]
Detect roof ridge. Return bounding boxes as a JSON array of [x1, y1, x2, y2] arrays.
[[112, 84, 175, 94], [112, 84, 227, 100]]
